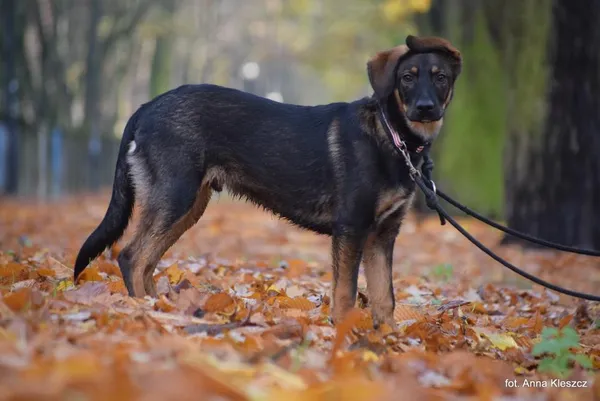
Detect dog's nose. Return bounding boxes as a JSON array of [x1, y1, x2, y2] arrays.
[[416, 99, 435, 112]]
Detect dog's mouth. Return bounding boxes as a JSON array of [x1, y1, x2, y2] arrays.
[[406, 115, 443, 124], [403, 114, 444, 142]]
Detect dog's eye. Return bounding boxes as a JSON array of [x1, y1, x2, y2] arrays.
[[436, 74, 447, 84], [401, 74, 414, 84]]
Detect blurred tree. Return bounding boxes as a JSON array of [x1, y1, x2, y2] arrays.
[[418, 0, 551, 219], [149, 0, 177, 98], [85, 0, 102, 190], [432, 1, 507, 217], [279, 0, 430, 100], [504, 1, 600, 248], [72, 0, 152, 190], [0, 0, 20, 194]]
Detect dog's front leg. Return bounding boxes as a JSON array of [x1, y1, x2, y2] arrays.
[[363, 224, 399, 329], [331, 225, 368, 324]]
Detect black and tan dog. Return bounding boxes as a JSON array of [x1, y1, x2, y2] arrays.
[[74, 35, 461, 327]]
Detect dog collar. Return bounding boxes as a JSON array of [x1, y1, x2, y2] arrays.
[[376, 102, 429, 154], [376, 102, 423, 180]]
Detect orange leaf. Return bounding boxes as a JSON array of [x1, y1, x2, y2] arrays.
[[107, 280, 127, 295], [36, 267, 56, 278], [355, 314, 374, 331], [155, 295, 176, 313], [470, 302, 487, 314], [287, 259, 308, 278], [0, 262, 26, 278], [3, 287, 44, 312], [204, 292, 236, 314], [97, 261, 122, 277], [331, 308, 365, 358], [180, 270, 201, 287], [110, 242, 122, 259], [270, 374, 389, 401], [279, 296, 316, 311], [163, 263, 184, 284], [528, 310, 544, 334], [78, 266, 103, 282], [503, 316, 530, 330], [558, 314, 573, 329], [394, 304, 424, 322]]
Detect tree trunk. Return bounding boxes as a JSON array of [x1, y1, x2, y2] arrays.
[[149, 35, 174, 98], [149, 1, 176, 98], [1, 0, 19, 195], [504, 1, 600, 248], [84, 0, 102, 191]]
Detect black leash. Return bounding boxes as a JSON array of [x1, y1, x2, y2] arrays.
[[376, 103, 600, 301], [414, 176, 600, 302], [435, 189, 600, 257]]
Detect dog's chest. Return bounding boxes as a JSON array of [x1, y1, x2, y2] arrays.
[[375, 186, 414, 225]]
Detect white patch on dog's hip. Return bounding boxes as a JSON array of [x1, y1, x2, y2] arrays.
[[128, 140, 137, 154]]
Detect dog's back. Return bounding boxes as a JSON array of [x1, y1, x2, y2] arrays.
[[132, 84, 365, 233]]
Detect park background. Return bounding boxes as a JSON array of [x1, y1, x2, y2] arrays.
[[0, 1, 599, 399], [1, 0, 599, 248]]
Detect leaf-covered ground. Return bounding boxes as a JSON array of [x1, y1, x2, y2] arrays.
[[0, 192, 599, 401]]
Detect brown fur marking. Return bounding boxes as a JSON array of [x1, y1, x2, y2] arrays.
[[362, 233, 394, 327], [406, 120, 444, 140], [331, 235, 363, 323], [375, 187, 410, 225], [443, 88, 453, 108], [393, 89, 407, 114], [123, 185, 213, 298], [405, 35, 462, 65]]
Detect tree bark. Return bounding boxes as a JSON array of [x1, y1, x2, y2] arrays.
[[1, 0, 19, 195], [84, 0, 102, 191], [504, 1, 600, 248], [149, 35, 174, 98]]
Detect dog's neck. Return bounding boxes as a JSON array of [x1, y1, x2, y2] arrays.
[[376, 96, 434, 155], [380, 91, 443, 153]]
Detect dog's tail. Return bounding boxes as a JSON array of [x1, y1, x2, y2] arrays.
[[73, 110, 140, 281]]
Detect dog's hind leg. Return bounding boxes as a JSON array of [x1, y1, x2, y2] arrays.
[[118, 183, 212, 298]]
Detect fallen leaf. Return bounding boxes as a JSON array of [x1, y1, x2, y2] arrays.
[[474, 327, 518, 351], [155, 295, 176, 313], [331, 308, 365, 358], [278, 297, 316, 311], [63, 282, 109, 305], [163, 263, 184, 284], [204, 292, 236, 315], [394, 304, 425, 323], [36, 267, 56, 278], [3, 287, 44, 312], [0, 262, 26, 278], [78, 265, 103, 282], [97, 261, 122, 277]]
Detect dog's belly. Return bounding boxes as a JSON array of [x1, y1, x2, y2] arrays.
[[205, 167, 335, 235], [232, 183, 335, 235]]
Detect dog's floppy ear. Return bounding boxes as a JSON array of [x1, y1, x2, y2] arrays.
[[367, 45, 409, 100], [405, 35, 462, 77]]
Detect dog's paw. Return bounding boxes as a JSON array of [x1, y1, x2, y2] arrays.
[[371, 312, 395, 331]]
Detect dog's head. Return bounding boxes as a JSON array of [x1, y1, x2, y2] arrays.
[[367, 35, 462, 141]]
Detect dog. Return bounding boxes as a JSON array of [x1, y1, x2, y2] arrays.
[[74, 35, 461, 327]]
